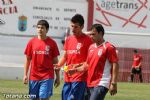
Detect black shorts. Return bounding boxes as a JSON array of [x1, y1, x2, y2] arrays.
[[131, 67, 142, 74]]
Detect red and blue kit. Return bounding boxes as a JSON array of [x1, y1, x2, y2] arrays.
[[24, 37, 60, 80], [64, 34, 92, 82], [86, 42, 118, 88], [132, 54, 142, 68]]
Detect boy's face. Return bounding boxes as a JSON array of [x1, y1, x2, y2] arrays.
[[36, 25, 48, 37], [70, 22, 83, 35]]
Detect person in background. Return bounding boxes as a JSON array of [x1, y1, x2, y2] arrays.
[[130, 49, 143, 83], [61, 27, 70, 45], [68, 24, 119, 100], [55, 14, 93, 100], [23, 20, 60, 100]]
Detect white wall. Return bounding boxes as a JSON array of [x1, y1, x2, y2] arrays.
[[105, 34, 150, 49]]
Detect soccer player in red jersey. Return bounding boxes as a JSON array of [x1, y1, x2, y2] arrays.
[[55, 14, 93, 100], [23, 20, 60, 100], [68, 24, 119, 100], [131, 49, 143, 82]]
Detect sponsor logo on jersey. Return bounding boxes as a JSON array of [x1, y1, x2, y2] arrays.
[[34, 45, 50, 55], [67, 43, 82, 54]]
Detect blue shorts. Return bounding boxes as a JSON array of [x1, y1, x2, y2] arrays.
[[88, 86, 109, 100], [29, 79, 54, 99], [62, 82, 86, 100]]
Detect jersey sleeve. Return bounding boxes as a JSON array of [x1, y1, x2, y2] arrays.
[[24, 39, 33, 57], [107, 45, 118, 63]]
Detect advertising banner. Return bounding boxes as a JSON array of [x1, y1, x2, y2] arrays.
[[0, 0, 88, 37], [91, 0, 150, 35]]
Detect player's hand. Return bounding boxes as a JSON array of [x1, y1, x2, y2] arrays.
[[53, 64, 61, 70], [54, 77, 60, 88], [67, 68, 77, 75], [23, 75, 28, 84], [72, 63, 83, 68], [109, 83, 117, 96]]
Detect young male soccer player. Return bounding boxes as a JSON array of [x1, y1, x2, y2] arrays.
[[55, 14, 92, 100], [23, 20, 60, 100]]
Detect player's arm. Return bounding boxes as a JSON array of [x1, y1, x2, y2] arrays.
[[109, 62, 119, 96], [53, 57, 60, 88], [75, 62, 88, 72], [137, 62, 141, 68], [23, 56, 31, 84], [67, 62, 89, 75], [55, 51, 67, 68], [138, 55, 142, 68]]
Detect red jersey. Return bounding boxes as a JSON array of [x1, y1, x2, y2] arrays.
[[24, 37, 60, 80], [86, 42, 118, 88], [132, 54, 142, 68], [64, 33, 92, 82]]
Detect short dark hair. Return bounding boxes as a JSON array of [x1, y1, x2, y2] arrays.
[[134, 49, 138, 53], [90, 24, 105, 36], [71, 14, 84, 26], [37, 20, 49, 30]]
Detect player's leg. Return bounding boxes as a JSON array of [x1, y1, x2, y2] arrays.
[[68, 82, 86, 100], [62, 82, 71, 100], [29, 80, 40, 100], [138, 68, 143, 83], [39, 79, 54, 100], [84, 87, 90, 100], [131, 68, 135, 82], [86, 87, 93, 100], [139, 74, 143, 83], [89, 86, 108, 100]]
